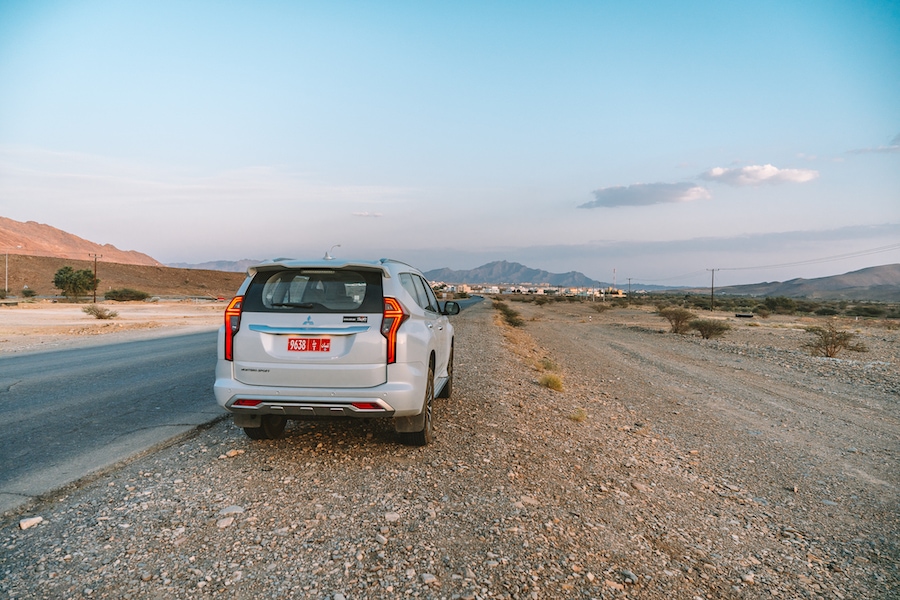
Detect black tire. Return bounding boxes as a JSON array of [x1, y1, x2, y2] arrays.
[[436, 346, 453, 399], [400, 366, 434, 446], [242, 415, 288, 440]]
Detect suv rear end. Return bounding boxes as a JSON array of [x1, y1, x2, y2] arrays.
[[213, 258, 459, 445]]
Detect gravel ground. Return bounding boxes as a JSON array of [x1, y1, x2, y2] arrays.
[[1, 299, 897, 599]]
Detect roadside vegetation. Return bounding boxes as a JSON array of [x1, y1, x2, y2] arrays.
[[493, 300, 525, 327], [689, 319, 731, 339], [82, 304, 119, 320], [105, 288, 151, 301], [53, 266, 98, 301], [657, 306, 697, 334], [538, 373, 564, 391], [804, 321, 869, 358], [492, 291, 899, 322]]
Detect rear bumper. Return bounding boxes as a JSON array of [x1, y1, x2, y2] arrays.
[[213, 359, 427, 419]]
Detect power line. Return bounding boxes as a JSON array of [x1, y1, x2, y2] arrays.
[[631, 242, 900, 284], [634, 269, 708, 283], [719, 242, 900, 272]]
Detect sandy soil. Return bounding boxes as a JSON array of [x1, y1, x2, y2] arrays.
[[0, 300, 225, 354]]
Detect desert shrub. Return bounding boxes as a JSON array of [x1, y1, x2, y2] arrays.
[[21, 288, 36, 298], [105, 288, 150, 302], [493, 301, 524, 327], [0, 289, 6, 299], [534, 296, 550, 306], [658, 307, 696, 334], [846, 304, 886, 318], [804, 321, 868, 358], [753, 306, 772, 318], [794, 300, 820, 314], [592, 303, 611, 313], [539, 373, 563, 391], [687, 296, 711, 310], [689, 319, 731, 339], [82, 304, 118, 320], [815, 306, 840, 316], [764, 296, 797, 315]]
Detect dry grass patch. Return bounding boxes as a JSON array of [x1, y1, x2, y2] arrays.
[[567, 407, 587, 422], [82, 304, 118, 320], [539, 373, 564, 391]]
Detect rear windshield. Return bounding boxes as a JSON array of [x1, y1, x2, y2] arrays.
[[242, 268, 383, 313]]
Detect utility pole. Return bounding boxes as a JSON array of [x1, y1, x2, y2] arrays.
[[707, 268, 719, 312], [627, 278, 632, 303], [89, 253, 102, 303]]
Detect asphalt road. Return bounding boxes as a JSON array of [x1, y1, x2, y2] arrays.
[[0, 331, 223, 516]]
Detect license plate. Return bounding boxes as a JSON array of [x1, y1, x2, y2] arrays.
[[287, 338, 331, 352]]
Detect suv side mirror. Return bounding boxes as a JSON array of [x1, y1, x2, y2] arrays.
[[442, 301, 460, 316]]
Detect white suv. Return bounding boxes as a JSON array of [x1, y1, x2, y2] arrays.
[[214, 258, 459, 446]]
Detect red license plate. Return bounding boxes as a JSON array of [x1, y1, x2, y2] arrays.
[[287, 338, 331, 352]]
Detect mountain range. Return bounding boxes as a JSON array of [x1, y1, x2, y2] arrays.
[[0, 216, 160, 266], [423, 261, 606, 288], [716, 264, 900, 301], [3, 216, 898, 301]]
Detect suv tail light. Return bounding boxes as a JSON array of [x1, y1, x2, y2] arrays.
[[224, 296, 243, 361], [381, 297, 408, 364]]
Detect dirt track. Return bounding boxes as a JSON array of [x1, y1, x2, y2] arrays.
[[1, 300, 897, 599]]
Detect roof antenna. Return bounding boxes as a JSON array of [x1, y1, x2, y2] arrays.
[[323, 244, 341, 260]]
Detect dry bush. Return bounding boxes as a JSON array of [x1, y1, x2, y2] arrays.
[[804, 321, 868, 358], [658, 307, 696, 334], [567, 408, 587, 422], [689, 319, 731, 339], [82, 304, 118, 320], [539, 373, 563, 391]]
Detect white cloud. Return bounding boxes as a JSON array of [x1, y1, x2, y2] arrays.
[[580, 182, 711, 208], [699, 164, 819, 186], [352, 211, 383, 217]]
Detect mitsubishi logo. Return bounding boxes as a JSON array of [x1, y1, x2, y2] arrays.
[[303, 315, 315, 326]]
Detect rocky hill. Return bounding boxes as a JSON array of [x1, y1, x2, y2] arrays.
[[425, 260, 604, 287], [0, 216, 160, 266], [2, 254, 245, 299], [718, 264, 900, 301]]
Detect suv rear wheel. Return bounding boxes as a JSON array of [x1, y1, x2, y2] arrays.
[[243, 415, 287, 440], [399, 366, 434, 446]]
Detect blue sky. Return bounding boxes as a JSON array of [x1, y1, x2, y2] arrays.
[[0, 0, 898, 286]]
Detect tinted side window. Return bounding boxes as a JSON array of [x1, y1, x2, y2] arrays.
[[399, 273, 437, 312], [243, 269, 383, 313], [418, 275, 440, 313], [399, 273, 422, 308]]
